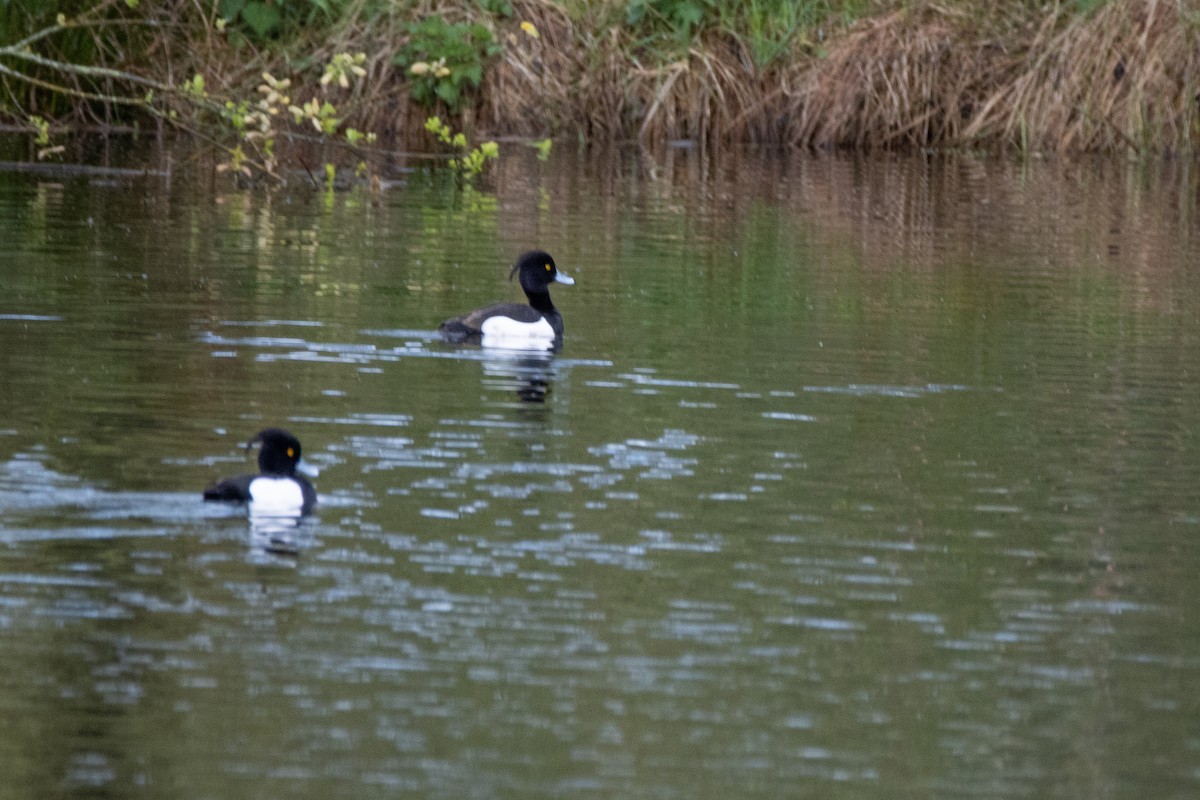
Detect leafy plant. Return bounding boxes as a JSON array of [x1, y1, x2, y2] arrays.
[[27, 114, 65, 159], [29, 115, 51, 147], [211, 53, 374, 178], [626, 0, 710, 42], [216, 0, 348, 44], [218, 0, 283, 40], [624, 0, 845, 66], [321, 52, 367, 89], [396, 18, 502, 111], [424, 115, 499, 179], [288, 96, 340, 134], [476, 0, 514, 17]]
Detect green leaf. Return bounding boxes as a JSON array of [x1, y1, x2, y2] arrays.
[[674, 1, 704, 28], [218, 0, 245, 20], [477, 0, 513, 18], [468, 23, 493, 44], [435, 81, 460, 107], [241, 1, 280, 37]]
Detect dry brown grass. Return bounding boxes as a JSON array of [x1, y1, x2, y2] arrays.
[[787, 7, 993, 149], [480, 0, 781, 145], [961, 0, 1200, 153], [476, 0, 1200, 154]]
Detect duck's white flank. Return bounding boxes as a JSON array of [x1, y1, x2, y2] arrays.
[[480, 315, 557, 348]]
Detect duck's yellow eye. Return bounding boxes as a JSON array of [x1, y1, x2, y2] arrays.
[[545, 263, 552, 271], [287, 448, 295, 458]]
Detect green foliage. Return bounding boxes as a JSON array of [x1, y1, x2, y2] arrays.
[[626, 0, 707, 39], [424, 116, 499, 179], [623, 0, 874, 66], [476, 0, 514, 17], [425, 115, 467, 149], [29, 115, 50, 147], [289, 97, 340, 134], [216, 0, 348, 44], [181, 74, 207, 98], [26, 112, 64, 159], [739, 0, 805, 65], [457, 140, 499, 175], [206, 56, 375, 179], [218, 0, 283, 40], [321, 52, 367, 89], [395, 18, 502, 112], [344, 128, 375, 146]]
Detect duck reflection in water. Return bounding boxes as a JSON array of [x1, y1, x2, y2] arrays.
[[248, 505, 314, 557], [481, 347, 559, 404]]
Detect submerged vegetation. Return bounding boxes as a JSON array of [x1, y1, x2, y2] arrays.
[[1, 0, 1197, 178]]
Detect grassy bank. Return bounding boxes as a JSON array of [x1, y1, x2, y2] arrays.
[[2, 0, 1198, 165]]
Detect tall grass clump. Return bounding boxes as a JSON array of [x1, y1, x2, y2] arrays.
[[484, 0, 844, 144], [787, 4, 1018, 150], [789, 0, 1200, 153], [486, 0, 1200, 153], [962, 0, 1200, 153]]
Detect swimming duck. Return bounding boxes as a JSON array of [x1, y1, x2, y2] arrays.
[[202, 428, 316, 515], [439, 250, 575, 348]]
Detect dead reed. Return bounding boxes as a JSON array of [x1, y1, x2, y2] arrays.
[[960, 0, 1200, 153], [464, 0, 1200, 154]]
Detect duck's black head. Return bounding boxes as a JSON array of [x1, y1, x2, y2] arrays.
[[509, 250, 575, 298], [249, 428, 304, 477]]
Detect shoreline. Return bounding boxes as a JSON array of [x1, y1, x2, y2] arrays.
[[2, 0, 1197, 160]]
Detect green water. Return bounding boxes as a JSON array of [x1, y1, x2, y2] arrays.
[[1, 147, 1199, 799]]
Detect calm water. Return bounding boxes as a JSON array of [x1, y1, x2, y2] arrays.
[[2, 145, 1200, 799]]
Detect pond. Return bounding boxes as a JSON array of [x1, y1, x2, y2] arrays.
[[2, 144, 1199, 799]]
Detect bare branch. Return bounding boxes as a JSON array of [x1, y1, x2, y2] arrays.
[[1, 44, 170, 93]]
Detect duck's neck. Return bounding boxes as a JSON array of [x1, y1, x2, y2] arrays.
[[527, 289, 556, 314], [259, 455, 292, 477]]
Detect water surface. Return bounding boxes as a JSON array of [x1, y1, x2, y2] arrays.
[[2, 146, 1200, 799]]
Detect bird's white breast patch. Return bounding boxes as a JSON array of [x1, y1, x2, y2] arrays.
[[249, 476, 305, 513]]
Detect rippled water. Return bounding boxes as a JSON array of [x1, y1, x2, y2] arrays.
[[2, 147, 1200, 798]]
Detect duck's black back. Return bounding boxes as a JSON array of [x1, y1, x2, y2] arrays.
[[203, 474, 256, 503]]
